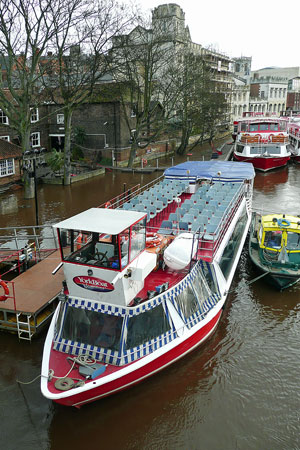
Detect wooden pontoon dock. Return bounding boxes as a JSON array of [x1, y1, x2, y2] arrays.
[[0, 225, 63, 340]]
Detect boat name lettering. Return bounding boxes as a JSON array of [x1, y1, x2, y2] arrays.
[[73, 276, 114, 292]]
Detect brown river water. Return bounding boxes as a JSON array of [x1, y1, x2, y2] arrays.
[[0, 148, 300, 450]]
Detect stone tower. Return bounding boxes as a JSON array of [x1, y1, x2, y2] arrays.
[[152, 3, 190, 43]]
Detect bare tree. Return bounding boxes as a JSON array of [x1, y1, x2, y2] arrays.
[[109, 19, 181, 167], [171, 50, 232, 155], [43, 0, 135, 185], [0, 0, 69, 197]]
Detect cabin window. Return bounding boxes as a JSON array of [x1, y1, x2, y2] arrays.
[[279, 122, 286, 131], [193, 264, 218, 296], [259, 123, 269, 131], [270, 123, 279, 131], [249, 124, 259, 132], [60, 306, 123, 351], [259, 226, 263, 243], [240, 123, 247, 132], [61, 230, 124, 270], [120, 228, 130, 267], [286, 232, 300, 250], [129, 219, 146, 261], [125, 304, 170, 349], [264, 231, 282, 249], [236, 144, 244, 154], [174, 286, 200, 326], [250, 147, 262, 155], [219, 206, 247, 280]]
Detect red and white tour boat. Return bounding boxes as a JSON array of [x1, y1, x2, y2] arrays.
[[41, 161, 255, 407], [233, 116, 291, 171], [287, 117, 300, 163]]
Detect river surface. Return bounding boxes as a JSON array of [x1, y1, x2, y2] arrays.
[[0, 151, 300, 450]]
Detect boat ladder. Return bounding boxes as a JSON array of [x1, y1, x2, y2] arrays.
[[17, 313, 33, 342]]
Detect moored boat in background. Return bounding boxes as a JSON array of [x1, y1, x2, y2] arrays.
[[233, 116, 291, 171], [249, 212, 300, 290], [41, 161, 255, 407], [287, 118, 300, 163]]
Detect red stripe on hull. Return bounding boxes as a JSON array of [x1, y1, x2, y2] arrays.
[[233, 153, 290, 171], [54, 309, 223, 407]]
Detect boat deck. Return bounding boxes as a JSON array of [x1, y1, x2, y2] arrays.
[[118, 178, 245, 263], [0, 249, 64, 337]]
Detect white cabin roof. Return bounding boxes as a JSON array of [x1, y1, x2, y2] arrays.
[[53, 208, 146, 235]]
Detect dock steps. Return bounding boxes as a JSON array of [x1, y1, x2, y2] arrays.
[[17, 313, 34, 341]]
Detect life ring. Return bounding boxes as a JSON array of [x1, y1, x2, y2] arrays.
[[142, 158, 147, 166], [146, 232, 157, 238], [146, 234, 161, 248], [278, 218, 290, 227], [76, 233, 82, 250], [105, 201, 111, 209], [0, 279, 9, 302]]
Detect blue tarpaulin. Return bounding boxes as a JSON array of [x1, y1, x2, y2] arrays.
[[164, 161, 255, 182]]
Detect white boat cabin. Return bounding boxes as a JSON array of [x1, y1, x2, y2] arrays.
[[55, 208, 157, 306]]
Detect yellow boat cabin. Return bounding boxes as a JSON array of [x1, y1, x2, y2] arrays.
[[258, 214, 300, 253]]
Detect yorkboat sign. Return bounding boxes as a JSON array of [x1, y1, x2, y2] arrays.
[[73, 276, 114, 292]]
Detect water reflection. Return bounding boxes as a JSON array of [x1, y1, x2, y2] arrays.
[[1, 151, 300, 450]]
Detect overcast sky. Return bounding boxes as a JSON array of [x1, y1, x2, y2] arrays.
[[136, 0, 300, 71]]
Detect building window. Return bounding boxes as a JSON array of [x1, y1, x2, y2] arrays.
[[30, 132, 40, 147], [0, 136, 10, 141], [57, 114, 64, 124], [0, 158, 14, 177], [0, 110, 9, 125], [31, 108, 39, 123]]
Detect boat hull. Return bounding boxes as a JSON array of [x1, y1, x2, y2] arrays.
[[233, 153, 290, 172], [291, 154, 300, 164], [249, 261, 300, 290], [49, 308, 222, 407]]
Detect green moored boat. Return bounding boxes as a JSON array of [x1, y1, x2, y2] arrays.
[[249, 212, 300, 290]]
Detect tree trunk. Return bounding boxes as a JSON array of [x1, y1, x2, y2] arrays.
[[176, 125, 190, 155], [63, 109, 73, 185], [127, 141, 138, 168], [22, 127, 35, 198]]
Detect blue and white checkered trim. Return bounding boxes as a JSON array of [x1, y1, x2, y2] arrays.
[[53, 260, 221, 365], [67, 298, 127, 316]]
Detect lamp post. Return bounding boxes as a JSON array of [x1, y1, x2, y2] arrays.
[[23, 148, 43, 226]]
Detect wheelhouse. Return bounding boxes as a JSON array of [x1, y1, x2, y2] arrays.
[[257, 214, 300, 253], [57, 208, 147, 272]]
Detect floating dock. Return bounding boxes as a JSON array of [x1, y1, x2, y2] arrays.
[[0, 225, 63, 340]]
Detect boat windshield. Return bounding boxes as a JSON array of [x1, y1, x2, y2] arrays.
[[250, 146, 281, 155], [60, 306, 123, 351], [125, 304, 171, 350], [286, 231, 300, 251], [58, 218, 146, 270], [264, 231, 282, 249], [61, 230, 124, 269]]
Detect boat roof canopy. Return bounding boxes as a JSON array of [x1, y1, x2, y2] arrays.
[[53, 208, 146, 235], [261, 214, 300, 230], [164, 161, 255, 183]]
